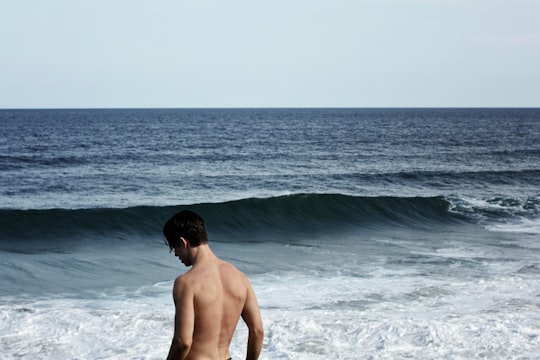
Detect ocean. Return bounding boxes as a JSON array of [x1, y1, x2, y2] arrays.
[[1, 108, 539, 359]]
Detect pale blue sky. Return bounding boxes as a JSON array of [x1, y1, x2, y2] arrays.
[[1, 0, 539, 108]]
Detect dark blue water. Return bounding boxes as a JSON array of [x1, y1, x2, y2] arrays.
[[1, 108, 539, 359], [2, 108, 538, 209]]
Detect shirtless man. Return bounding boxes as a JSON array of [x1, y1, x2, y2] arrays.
[[163, 210, 264, 360]]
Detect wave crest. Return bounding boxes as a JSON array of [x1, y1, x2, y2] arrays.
[[0, 194, 464, 249]]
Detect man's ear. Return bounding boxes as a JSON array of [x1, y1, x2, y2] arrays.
[[180, 237, 189, 248]]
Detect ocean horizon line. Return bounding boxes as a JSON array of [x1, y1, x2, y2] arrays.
[[1, 106, 539, 111]]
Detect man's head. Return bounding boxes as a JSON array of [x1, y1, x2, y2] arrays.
[[163, 210, 208, 251]]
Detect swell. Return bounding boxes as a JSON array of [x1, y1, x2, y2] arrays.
[[0, 194, 466, 252]]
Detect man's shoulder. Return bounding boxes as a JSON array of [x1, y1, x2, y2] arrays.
[[173, 271, 195, 289], [171, 274, 195, 303], [218, 261, 250, 289], [218, 259, 238, 270], [219, 260, 246, 276]]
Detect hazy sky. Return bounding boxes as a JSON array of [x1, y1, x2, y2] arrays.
[[1, 0, 539, 108]]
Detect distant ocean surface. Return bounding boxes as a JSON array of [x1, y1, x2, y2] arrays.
[[1, 108, 539, 359]]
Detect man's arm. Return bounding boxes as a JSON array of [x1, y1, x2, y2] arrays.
[[167, 276, 194, 360], [241, 283, 264, 360]]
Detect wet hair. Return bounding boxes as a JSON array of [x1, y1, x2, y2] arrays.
[[163, 210, 208, 249]]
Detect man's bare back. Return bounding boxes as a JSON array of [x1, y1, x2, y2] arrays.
[[163, 210, 263, 360]]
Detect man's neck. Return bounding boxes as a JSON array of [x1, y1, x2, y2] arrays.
[[189, 244, 217, 266]]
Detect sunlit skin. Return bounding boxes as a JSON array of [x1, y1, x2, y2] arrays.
[[167, 237, 264, 360]]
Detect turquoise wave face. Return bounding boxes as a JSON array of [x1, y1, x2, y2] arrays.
[[4, 193, 539, 254]]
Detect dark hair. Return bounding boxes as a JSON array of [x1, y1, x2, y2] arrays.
[[163, 210, 208, 249]]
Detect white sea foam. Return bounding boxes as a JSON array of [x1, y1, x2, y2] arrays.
[[241, 270, 540, 359], [1, 266, 539, 359], [486, 217, 540, 235], [1, 297, 171, 359]]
